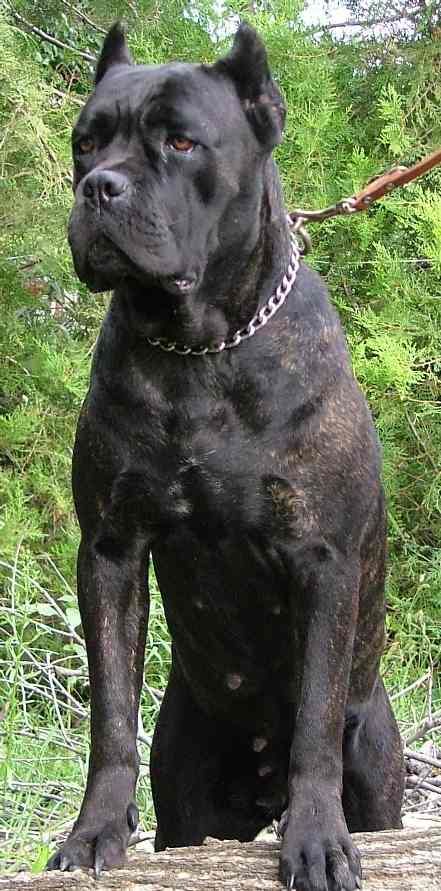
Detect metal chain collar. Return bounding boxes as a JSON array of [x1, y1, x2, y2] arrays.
[[147, 231, 301, 357]]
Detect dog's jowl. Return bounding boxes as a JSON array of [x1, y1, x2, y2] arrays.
[[47, 22, 404, 891]]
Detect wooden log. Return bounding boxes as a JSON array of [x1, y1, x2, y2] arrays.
[[2, 827, 441, 890]]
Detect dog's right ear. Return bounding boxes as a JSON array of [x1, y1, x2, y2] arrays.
[[213, 23, 285, 149], [95, 23, 133, 86]]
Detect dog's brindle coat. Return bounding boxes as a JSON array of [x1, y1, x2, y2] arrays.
[[47, 23, 404, 891]]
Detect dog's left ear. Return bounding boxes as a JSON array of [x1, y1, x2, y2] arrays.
[[95, 22, 133, 86], [214, 23, 285, 148]]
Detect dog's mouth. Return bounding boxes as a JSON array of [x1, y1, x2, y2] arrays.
[[159, 275, 197, 296]]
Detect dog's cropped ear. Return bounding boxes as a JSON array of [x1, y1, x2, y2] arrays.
[[214, 23, 285, 148], [95, 22, 133, 86]]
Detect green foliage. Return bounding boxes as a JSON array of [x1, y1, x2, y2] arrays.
[[1, 0, 441, 870]]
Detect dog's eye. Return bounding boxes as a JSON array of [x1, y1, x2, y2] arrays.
[[166, 136, 195, 153], [77, 138, 96, 155]]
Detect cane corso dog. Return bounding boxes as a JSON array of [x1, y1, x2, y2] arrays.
[[47, 22, 404, 890]]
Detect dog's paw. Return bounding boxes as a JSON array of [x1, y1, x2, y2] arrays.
[[278, 803, 361, 891], [47, 803, 138, 876]]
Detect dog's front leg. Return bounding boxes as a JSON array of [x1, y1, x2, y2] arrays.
[[279, 542, 362, 891], [47, 536, 149, 875]]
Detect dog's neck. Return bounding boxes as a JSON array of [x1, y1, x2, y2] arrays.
[[113, 159, 292, 349]]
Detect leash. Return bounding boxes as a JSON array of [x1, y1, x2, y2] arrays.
[[289, 146, 441, 255]]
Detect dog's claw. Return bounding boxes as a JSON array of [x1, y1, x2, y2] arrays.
[[355, 877, 362, 889], [127, 802, 139, 832], [277, 810, 288, 839], [59, 854, 71, 872], [46, 854, 58, 871], [286, 876, 294, 891], [94, 853, 104, 879]]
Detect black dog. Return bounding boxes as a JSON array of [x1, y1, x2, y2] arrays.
[[48, 23, 404, 891]]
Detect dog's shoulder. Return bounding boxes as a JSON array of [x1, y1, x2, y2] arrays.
[[290, 262, 346, 338], [266, 260, 352, 383]]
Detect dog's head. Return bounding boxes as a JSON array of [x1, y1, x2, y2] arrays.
[[69, 22, 285, 296]]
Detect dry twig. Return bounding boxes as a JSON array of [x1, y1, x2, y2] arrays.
[[58, 0, 106, 34], [405, 710, 441, 746], [405, 748, 441, 771], [390, 669, 432, 701]]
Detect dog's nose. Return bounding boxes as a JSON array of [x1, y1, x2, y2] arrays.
[[83, 170, 128, 207]]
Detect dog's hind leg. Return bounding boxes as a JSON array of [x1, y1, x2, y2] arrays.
[[342, 498, 404, 832], [151, 663, 269, 850], [342, 677, 404, 832]]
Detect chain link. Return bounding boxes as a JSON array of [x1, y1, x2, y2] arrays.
[[147, 233, 301, 357]]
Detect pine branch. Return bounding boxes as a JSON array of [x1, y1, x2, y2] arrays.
[[7, 5, 96, 62]]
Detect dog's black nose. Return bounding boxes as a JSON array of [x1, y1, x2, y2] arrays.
[[83, 170, 128, 206]]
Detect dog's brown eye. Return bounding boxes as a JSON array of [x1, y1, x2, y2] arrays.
[[166, 136, 195, 153], [78, 138, 95, 154]]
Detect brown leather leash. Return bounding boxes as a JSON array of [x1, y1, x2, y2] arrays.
[[288, 146, 441, 254]]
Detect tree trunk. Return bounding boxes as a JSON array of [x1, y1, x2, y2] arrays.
[[3, 827, 441, 890]]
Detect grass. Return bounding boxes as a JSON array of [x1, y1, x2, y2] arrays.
[[0, 556, 169, 872], [0, 542, 440, 872]]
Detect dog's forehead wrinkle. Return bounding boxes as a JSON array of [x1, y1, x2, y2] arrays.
[[91, 65, 242, 139], [97, 62, 218, 110]]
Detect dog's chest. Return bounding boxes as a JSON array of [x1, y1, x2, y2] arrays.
[[140, 394, 269, 531], [93, 353, 287, 538]]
